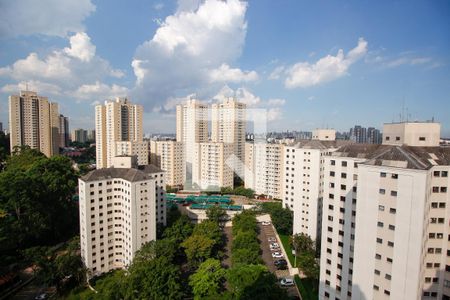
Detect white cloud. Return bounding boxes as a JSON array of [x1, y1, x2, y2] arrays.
[[385, 56, 432, 68], [267, 98, 286, 106], [209, 64, 258, 83], [74, 81, 129, 100], [0, 34, 122, 85], [132, 0, 253, 110], [64, 32, 96, 62], [267, 107, 282, 121], [307, 96, 315, 101], [1, 80, 62, 96], [284, 38, 368, 88], [0, 32, 127, 101], [268, 66, 285, 80], [154, 3, 164, 10], [0, 0, 95, 37]]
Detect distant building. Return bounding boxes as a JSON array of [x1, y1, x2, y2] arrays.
[[150, 140, 184, 187], [78, 156, 165, 276], [95, 98, 148, 169], [0, 122, 3, 133], [87, 130, 95, 142], [72, 129, 88, 143], [59, 114, 69, 147], [312, 129, 336, 141], [9, 90, 60, 157], [198, 142, 234, 190], [350, 125, 382, 144], [176, 99, 208, 188], [245, 142, 283, 199]]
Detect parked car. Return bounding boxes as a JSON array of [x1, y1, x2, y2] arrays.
[[270, 245, 280, 251], [268, 237, 277, 242], [276, 264, 288, 270], [270, 242, 279, 248], [272, 252, 283, 258], [274, 259, 287, 266], [261, 221, 271, 225], [280, 278, 295, 287]]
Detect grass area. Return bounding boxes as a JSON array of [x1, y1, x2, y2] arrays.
[[294, 275, 319, 300], [278, 234, 297, 267]]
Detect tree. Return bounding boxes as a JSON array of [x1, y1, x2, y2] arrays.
[[220, 186, 233, 195], [206, 205, 227, 224], [0, 150, 78, 255], [189, 258, 225, 299], [181, 234, 215, 267], [133, 239, 178, 264], [193, 220, 223, 250], [260, 202, 293, 235], [226, 264, 287, 300], [232, 211, 258, 236], [232, 231, 259, 254], [163, 215, 194, 244], [231, 248, 262, 265], [298, 253, 320, 280], [126, 257, 184, 300], [291, 233, 315, 256]]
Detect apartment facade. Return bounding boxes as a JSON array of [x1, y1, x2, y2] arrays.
[[78, 156, 165, 276], [72, 128, 88, 143], [9, 90, 60, 157], [319, 122, 450, 300], [211, 98, 246, 178], [95, 98, 147, 169], [245, 142, 284, 199], [149, 140, 184, 187], [198, 142, 234, 190], [176, 99, 208, 188], [282, 140, 340, 241]]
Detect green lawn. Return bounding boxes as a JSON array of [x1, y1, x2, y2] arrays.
[[294, 275, 319, 300], [278, 234, 297, 267]]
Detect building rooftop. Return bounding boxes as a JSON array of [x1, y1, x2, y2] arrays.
[[292, 139, 353, 150], [82, 164, 163, 182], [332, 144, 450, 170]]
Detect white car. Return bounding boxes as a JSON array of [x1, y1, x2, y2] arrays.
[[280, 278, 294, 287], [272, 252, 284, 258], [261, 221, 271, 225], [270, 242, 279, 248]]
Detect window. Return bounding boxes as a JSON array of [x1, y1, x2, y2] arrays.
[[377, 222, 384, 227], [441, 187, 447, 193], [432, 186, 439, 193], [376, 238, 383, 244], [330, 171, 335, 177], [342, 161, 347, 167], [419, 137, 426, 141], [378, 205, 385, 211], [395, 136, 400, 141], [374, 269, 380, 275], [392, 173, 398, 179], [434, 171, 440, 177], [391, 190, 397, 196], [375, 253, 381, 260], [385, 274, 391, 280], [385, 136, 390, 141], [380, 172, 387, 178], [331, 160, 336, 166], [390, 208, 396, 214], [442, 171, 448, 177], [341, 173, 347, 179], [379, 189, 385, 194]]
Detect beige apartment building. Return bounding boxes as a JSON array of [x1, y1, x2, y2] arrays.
[[176, 99, 208, 188], [319, 122, 450, 300], [312, 129, 336, 141], [211, 98, 246, 178], [78, 156, 165, 276], [245, 142, 284, 199], [282, 140, 341, 241], [198, 142, 234, 190], [9, 90, 60, 156], [95, 98, 148, 169], [149, 140, 184, 187]]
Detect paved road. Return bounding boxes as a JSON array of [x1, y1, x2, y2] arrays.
[[223, 226, 233, 269], [10, 282, 54, 300], [258, 223, 300, 299]]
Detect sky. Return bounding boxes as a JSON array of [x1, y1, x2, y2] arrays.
[[0, 0, 449, 136]]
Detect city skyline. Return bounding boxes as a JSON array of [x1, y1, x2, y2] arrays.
[[0, 0, 449, 136]]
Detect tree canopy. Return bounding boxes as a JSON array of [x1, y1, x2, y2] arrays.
[[189, 258, 225, 299]]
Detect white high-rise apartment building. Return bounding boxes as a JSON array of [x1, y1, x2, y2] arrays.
[[245, 142, 284, 199], [79, 156, 165, 276], [211, 98, 246, 178], [150, 140, 184, 187], [282, 140, 340, 241], [95, 98, 148, 169], [9, 90, 60, 157], [198, 142, 234, 190], [319, 122, 450, 300], [176, 99, 208, 188]]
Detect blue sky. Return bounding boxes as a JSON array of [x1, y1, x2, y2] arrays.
[[0, 0, 449, 136]]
